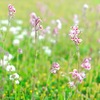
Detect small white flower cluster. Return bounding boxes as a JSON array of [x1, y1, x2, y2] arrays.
[[0, 53, 13, 67], [51, 19, 62, 29], [12, 29, 27, 46], [6, 65, 15, 71], [0, 52, 20, 84], [42, 46, 52, 56], [10, 73, 20, 84]]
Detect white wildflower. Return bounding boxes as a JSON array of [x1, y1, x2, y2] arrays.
[[6, 65, 16, 71]]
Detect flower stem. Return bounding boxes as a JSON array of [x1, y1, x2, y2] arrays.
[[76, 44, 80, 72]]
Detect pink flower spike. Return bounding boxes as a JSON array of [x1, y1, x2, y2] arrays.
[[52, 62, 60, 70], [72, 26, 78, 30], [81, 58, 91, 70], [8, 4, 16, 18], [70, 69, 78, 79], [50, 62, 60, 74], [69, 25, 82, 45], [30, 12, 37, 19], [30, 12, 42, 31]]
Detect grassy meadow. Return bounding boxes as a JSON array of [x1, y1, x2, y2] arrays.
[[0, 0, 100, 100]]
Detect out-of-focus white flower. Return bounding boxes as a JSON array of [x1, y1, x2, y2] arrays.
[[51, 19, 62, 29], [15, 80, 19, 84], [0, 59, 8, 67], [15, 20, 23, 25], [9, 27, 19, 35], [9, 26, 22, 35], [9, 73, 19, 80], [16, 26, 22, 31], [83, 4, 89, 9], [18, 48, 23, 54], [16, 34, 24, 40], [56, 19, 62, 29], [0, 26, 7, 32], [0, 20, 8, 25], [30, 31, 35, 37], [6, 65, 16, 71], [50, 39, 56, 44], [21, 30, 28, 36], [38, 35, 45, 40], [13, 39, 20, 46], [45, 49, 51, 56], [42, 46, 52, 56], [69, 81, 75, 87], [3, 54, 13, 61]]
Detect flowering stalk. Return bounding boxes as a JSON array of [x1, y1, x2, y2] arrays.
[[3, 4, 16, 50], [69, 25, 82, 71], [30, 12, 43, 70], [69, 25, 91, 89], [8, 4, 16, 21], [30, 12, 43, 97]]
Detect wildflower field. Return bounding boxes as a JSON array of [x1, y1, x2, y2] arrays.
[[0, 0, 100, 100]]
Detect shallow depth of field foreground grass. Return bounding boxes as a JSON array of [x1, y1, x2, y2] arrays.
[[0, 0, 100, 100]]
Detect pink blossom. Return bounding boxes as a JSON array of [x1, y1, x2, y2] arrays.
[[70, 69, 78, 78], [70, 69, 86, 83], [8, 4, 16, 18], [69, 26, 82, 45], [30, 12, 43, 31], [52, 62, 60, 70], [69, 26, 79, 37], [71, 37, 82, 44], [50, 62, 60, 74], [77, 72, 86, 83], [53, 27, 59, 35], [81, 58, 91, 70]]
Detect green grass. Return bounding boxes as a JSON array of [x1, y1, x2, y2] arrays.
[[0, 0, 100, 100]]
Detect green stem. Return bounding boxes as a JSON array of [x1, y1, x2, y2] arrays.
[[76, 44, 80, 72]]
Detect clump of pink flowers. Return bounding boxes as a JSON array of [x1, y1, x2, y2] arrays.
[[50, 62, 60, 74], [70, 69, 85, 83], [69, 57, 91, 87], [69, 26, 82, 45], [8, 4, 16, 18], [30, 12, 43, 31], [81, 58, 91, 70]]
